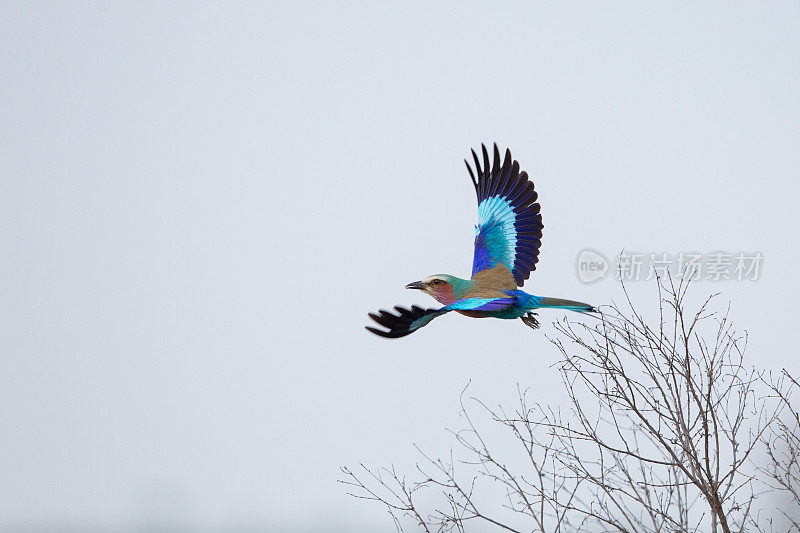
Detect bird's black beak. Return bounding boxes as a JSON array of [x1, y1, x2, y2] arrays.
[[405, 281, 426, 291]]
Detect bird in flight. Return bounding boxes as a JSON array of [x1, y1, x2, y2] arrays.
[[366, 143, 596, 338]]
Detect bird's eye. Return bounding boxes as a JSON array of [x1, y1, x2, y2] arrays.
[[432, 279, 442, 285]]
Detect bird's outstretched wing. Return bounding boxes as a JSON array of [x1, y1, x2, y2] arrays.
[[366, 297, 515, 338], [466, 144, 544, 287], [366, 305, 448, 338]]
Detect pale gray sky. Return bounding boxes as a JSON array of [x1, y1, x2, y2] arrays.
[[1, 2, 799, 531]]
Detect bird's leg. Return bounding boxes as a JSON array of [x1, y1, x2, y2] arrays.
[[521, 312, 540, 330]]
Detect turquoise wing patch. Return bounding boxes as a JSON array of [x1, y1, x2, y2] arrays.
[[445, 297, 515, 312]]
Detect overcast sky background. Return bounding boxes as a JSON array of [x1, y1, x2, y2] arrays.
[[2, 2, 799, 531]]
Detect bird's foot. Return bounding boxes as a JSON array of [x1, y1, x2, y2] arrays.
[[521, 312, 540, 330]]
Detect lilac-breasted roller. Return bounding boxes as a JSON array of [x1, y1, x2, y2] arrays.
[[366, 143, 596, 338]]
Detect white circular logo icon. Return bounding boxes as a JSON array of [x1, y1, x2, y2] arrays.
[[577, 249, 609, 283]]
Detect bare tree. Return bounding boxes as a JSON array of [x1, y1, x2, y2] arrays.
[[341, 385, 577, 532], [342, 278, 781, 532], [759, 370, 800, 530], [541, 276, 780, 532]]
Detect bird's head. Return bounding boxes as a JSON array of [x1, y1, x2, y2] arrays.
[[405, 274, 466, 305]]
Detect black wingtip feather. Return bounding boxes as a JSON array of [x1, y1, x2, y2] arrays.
[[366, 305, 443, 339], [493, 149, 513, 198], [465, 159, 478, 198], [365, 326, 411, 339], [471, 149, 483, 198], [481, 144, 491, 197]]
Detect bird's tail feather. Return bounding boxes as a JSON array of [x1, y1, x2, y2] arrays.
[[537, 297, 597, 313]]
